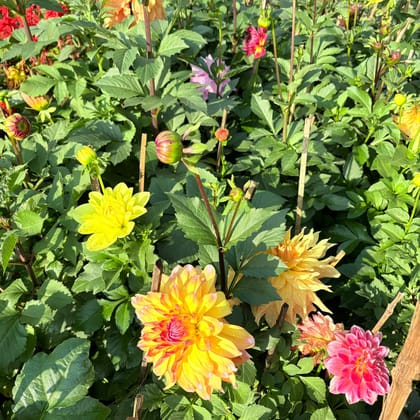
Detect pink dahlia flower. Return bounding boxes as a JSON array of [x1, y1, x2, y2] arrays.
[[324, 325, 390, 405], [190, 55, 230, 100], [243, 26, 267, 59]]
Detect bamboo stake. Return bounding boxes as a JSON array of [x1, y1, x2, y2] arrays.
[[295, 115, 314, 234], [379, 299, 420, 420], [139, 133, 147, 193]]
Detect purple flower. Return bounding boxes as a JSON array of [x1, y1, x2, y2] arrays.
[[190, 55, 230, 100]]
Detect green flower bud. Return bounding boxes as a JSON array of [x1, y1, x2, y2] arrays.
[[155, 131, 183, 164]]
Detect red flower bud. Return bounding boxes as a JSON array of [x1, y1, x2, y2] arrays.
[[215, 127, 229, 142], [3, 113, 31, 140], [155, 130, 183, 164]]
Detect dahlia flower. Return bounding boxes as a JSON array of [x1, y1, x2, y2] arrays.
[[297, 313, 344, 365], [138, 0, 165, 21], [76, 145, 97, 167], [3, 113, 31, 140], [243, 26, 267, 59], [21, 93, 50, 111], [397, 103, 420, 141], [252, 228, 342, 326], [325, 326, 390, 405], [190, 55, 230, 100], [72, 182, 150, 251], [102, 0, 135, 28], [155, 130, 183, 164], [131, 264, 255, 400]]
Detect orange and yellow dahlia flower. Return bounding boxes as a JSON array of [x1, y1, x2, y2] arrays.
[[252, 228, 342, 326], [131, 264, 254, 400]]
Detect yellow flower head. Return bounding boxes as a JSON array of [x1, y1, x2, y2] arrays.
[[398, 103, 420, 141], [76, 145, 97, 167], [413, 172, 420, 188], [72, 182, 150, 251], [131, 264, 255, 400], [21, 92, 50, 111], [252, 228, 342, 326], [138, 0, 166, 21]]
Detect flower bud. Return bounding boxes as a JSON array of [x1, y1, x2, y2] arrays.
[[3, 113, 31, 140], [155, 130, 183, 164], [76, 145, 97, 167], [257, 16, 271, 29], [393, 93, 406, 107], [229, 187, 244, 202], [215, 127, 229, 142], [387, 50, 401, 65], [413, 173, 420, 188]]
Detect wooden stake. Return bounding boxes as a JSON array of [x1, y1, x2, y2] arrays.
[[139, 133, 147, 193], [295, 115, 314, 234]]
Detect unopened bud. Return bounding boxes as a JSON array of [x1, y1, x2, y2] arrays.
[[3, 113, 31, 140], [413, 173, 420, 188], [229, 187, 244, 202], [387, 50, 401, 65], [76, 145, 97, 167], [257, 16, 270, 29], [155, 130, 183, 164], [215, 127, 229, 142], [393, 93, 406, 107]]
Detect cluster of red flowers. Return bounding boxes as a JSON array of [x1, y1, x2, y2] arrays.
[[0, 3, 68, 40]]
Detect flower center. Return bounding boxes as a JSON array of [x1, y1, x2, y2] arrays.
[[354, 352, 369, 375], [163, 316, 191, 343]]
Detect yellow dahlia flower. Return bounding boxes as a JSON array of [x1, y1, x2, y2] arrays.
[[131, 264, 255, 400], [72, 182, 150, 251], [138, 0, 166, 21], [252, 229, 342, 326], [397, 103, 420, 148]]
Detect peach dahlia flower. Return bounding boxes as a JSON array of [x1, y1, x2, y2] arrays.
[[252, 229, 342, 326], [131, 264, 254, 400]]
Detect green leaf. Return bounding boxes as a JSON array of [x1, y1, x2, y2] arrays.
[[38, 279, 73, 309], [1, 230, 17, 273], [239, 405, 272, 420], [20, 75, 56, 96], [300, 376, 327, 403], [42, 397, 110, 420], [0, 302, 27, 372], [158, 32, 188, 57], [95, 74, 144, 99], [233, 277, 281, 305], [191, 405, 213, 420], [0, 279, 28, 306], [74, 299, 104, 334], [241, 253, 287, 278], [115, 301, 133, 334], [15, 210, 44, 236], [310, 407, 336, 420], [237, 360, 257, 385], [283, 357, 314, 376], [72, 263, 105, 294], [347, 86, 372, 113], [12, 338, 95, 418], [168, 194, 217, 245], [21, 301, 54, 326], [251, 94, 275, 133]]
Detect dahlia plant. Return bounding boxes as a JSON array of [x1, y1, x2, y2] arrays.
[[0, 0, 419, 418]]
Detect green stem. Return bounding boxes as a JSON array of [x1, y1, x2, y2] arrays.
[[271, 23, 283, 101], [224, 199, 241, 244], [193, 173, 227, 293], [405, 188, 420, 234]]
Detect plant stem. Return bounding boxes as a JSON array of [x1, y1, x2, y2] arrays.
[[405, 187, 420, 234], [139, 133, 147, 192], [16, 242, 38, 287], [271, 23, 283, 101], [142, 0, 158, 132], [193, 173, 226, 293], [232, 0, 237, 54]]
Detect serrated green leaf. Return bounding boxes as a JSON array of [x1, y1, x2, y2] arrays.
[[20, 75, 56, 96], [283, 357, 314, 376], [13, 338, 95, 418], [72, 263, 105, 294], [15, 210, 44, 236], [75, 299, 104, 334], [347, 86, 372, 113], [38, 279, 73, 309], [43, 396, 110, 420], [20, 301, 54, 326], [239, 404, 272, 420], [168, 194, 217, 245], [95, 74, 144, 99], [192, 405, 213, 420], [0, 279, 28, 306], [310, 406, 336, 420], [1, 230, 17, 273], [233, 277, 281, 305], [237, 360, 257, 385], [115, 301, 132, 334], [241, 253, 287, 278], [158, 32, 188, 57], [250, 94, 275, 133], [300, 376, 327, 403], [0, 302, 27, 372]]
